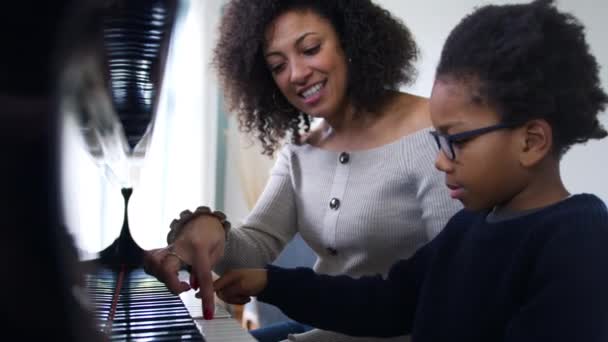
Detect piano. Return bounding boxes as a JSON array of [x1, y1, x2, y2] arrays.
[[78, 187, 254, 342], [52, 0, 256, 341]]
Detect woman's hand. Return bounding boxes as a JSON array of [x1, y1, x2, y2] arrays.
[[143, 215, 226, 319], [213, 269, 268, 305]]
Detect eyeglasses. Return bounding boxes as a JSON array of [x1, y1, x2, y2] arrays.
[[430, 122, 521, 160]]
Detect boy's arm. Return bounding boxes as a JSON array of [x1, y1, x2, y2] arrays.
[[256, 249, 429, 338], [505, 217, 608, 342]]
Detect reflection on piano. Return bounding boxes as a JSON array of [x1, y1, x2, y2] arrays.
[[54, 0, 256, 340]]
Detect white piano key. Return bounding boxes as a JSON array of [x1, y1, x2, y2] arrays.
[[178, 272, 256, 342]]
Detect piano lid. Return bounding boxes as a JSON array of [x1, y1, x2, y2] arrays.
[[58, 0, 179, 186]]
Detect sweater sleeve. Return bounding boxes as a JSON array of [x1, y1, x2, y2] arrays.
[[215, 146, 298, 274], [505, 206, 608, 342], [403, 130, 462, 240], [257, 242, 434, 337]]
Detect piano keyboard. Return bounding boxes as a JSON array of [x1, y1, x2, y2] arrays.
[[178, 272, 257, 342], [85, 267, 255, 342]]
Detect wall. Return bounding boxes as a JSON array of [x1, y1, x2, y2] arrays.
[[377, 0, 608, 202]]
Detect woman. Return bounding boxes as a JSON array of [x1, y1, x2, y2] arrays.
[[144, 1, 461, 341]]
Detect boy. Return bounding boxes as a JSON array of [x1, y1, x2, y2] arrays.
[[213, 1, 608, 340]]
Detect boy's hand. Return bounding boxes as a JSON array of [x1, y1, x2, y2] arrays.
[[212, 269, 268, 305]]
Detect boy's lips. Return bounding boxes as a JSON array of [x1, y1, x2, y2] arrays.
[[447, 183, 465, 199]]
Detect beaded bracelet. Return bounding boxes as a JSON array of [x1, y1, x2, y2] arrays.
[[166, 206, 231, 244]]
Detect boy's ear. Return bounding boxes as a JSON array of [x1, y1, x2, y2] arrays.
[[518, 119, 553, 167]]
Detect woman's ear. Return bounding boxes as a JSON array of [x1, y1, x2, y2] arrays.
[[518, 119, 553, 167]]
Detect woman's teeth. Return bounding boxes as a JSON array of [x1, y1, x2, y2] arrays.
[[302, 83, 323, 98]]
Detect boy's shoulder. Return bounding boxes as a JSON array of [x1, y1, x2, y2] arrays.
[[507, 194, 608, 255], [542, 193, 607, 225], [436, 194, 608, 242], [527, 194, 608, 286], [544, 193, 608, 237]]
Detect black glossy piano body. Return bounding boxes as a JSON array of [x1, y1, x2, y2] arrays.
[[82, 188, 205, 341], [58, 0, 207, 338], [54, 0, 255, 340]]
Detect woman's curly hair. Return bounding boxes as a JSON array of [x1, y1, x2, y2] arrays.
[[436, 0, 607, 157], [213, 0, 418, 155]]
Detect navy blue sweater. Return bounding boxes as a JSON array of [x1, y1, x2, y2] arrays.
[[258, 194, 608, 341]]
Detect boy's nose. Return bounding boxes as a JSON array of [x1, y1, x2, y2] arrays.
[[434, 150, 454, 173]]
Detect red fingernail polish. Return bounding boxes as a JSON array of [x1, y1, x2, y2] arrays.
[[204, 309, 214, 320]]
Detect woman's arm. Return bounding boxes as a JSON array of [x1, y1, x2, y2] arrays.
[[144, 146, 299, 318], [214, 146, 300, 273]]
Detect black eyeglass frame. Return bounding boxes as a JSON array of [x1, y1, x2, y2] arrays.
[[429, 122, 522, 160]]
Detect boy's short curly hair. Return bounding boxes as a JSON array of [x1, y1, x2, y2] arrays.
[[436, 0, 607, 156], [213, 0, 418, 155]]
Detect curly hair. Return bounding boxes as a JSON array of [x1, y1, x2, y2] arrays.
[[213, 0, 418, 155], [436, 0, 607, 157]]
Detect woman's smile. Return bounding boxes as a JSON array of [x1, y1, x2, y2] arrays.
[[299, 80, 326, 105]]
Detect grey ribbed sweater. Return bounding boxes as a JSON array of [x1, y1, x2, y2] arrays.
[[216, 127, 462, 342]]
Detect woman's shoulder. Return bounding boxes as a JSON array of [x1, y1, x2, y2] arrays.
[[389, 91, 432, 131], [302, 92, 432, 149], [367, 91, 433, 149]]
